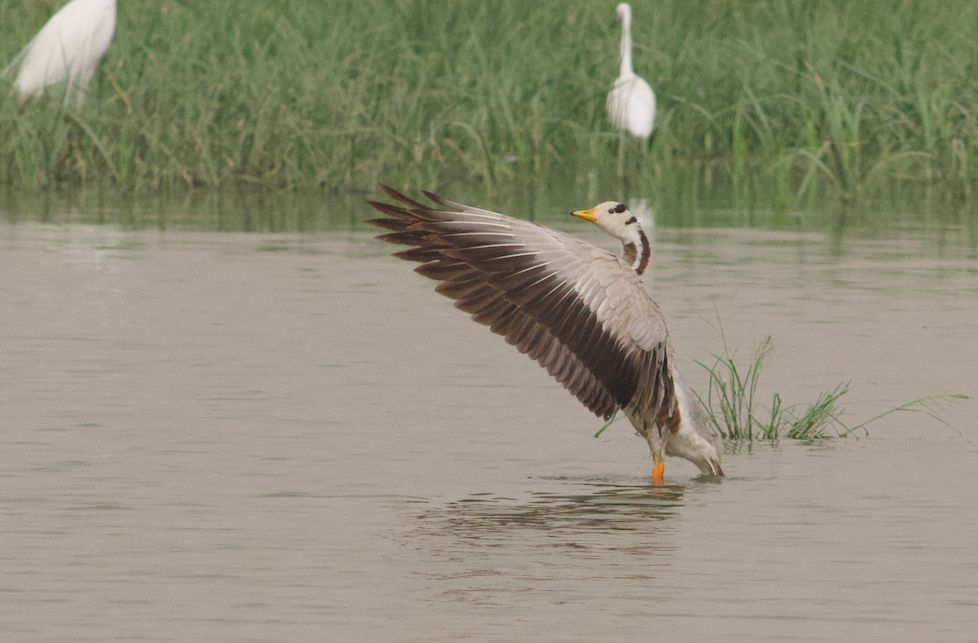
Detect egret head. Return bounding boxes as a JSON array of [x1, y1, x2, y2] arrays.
[[616, 3, 632, 22]]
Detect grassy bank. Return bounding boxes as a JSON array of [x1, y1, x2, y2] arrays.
[[2, 0, 978, 211]]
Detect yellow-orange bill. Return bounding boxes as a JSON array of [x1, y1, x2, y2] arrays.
[[571, 208, 597, 222]]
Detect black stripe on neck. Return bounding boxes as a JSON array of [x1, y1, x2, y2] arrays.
[[622, 241, 638, 268], [636, 229, 650, 275], [623, 230, 651, 275]]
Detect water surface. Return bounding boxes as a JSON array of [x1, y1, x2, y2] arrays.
[[0, 218, 976, 642]]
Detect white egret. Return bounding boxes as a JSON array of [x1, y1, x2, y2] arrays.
[[368, 186, 724, 484], [606, 2, 656, 177], [2, 0, 118, 107]]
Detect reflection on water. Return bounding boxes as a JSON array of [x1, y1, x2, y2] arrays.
[[403, 482, 696, 609], [0, 187, 368, 233], [422, 483, 686, 537], [3, 182, 978, 241]]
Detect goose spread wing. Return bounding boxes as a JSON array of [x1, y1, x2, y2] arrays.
[[367, 186, 678, 428]]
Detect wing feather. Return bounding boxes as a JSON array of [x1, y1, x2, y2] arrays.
[[367, 185, 676, 427]]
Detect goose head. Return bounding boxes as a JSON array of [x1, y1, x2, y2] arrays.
[[572, 201, 651, 275]]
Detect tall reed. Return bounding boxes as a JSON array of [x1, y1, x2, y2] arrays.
[[1, 0, 977, 207]]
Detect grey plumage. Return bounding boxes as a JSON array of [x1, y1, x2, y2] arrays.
[[367, 186, 723, 480]]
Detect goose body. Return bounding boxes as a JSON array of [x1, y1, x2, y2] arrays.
[[367, 186, 723, 483]]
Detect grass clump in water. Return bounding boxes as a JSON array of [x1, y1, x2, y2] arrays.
[[696, 334, 957, 440]]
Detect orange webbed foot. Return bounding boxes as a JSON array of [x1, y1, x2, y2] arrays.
[[652, 461, 665, 486]]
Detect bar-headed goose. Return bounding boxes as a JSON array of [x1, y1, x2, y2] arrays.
[[367, 186, 723, 483]]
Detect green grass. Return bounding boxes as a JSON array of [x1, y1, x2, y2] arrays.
[[2, 0, 978, 212], [695, 333, 959, 440]]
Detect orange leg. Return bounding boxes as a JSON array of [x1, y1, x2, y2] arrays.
[[652, 461, 665, 486]]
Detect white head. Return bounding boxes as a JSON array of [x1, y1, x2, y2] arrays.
[[572, 201, 636, 239], [572, 201, 651, 275], [616, 3, 632, 23]]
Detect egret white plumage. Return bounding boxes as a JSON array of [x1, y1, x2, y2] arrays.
[[367, 186, 723, 484], [607, 3, 656, 177], [2, 0, 117, 106]]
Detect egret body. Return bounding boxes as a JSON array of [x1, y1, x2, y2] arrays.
[[3, 0, 118, 106], [606, 3, 656, 177]]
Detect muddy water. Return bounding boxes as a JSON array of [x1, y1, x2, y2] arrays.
[[0, 221, 976, 642]]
